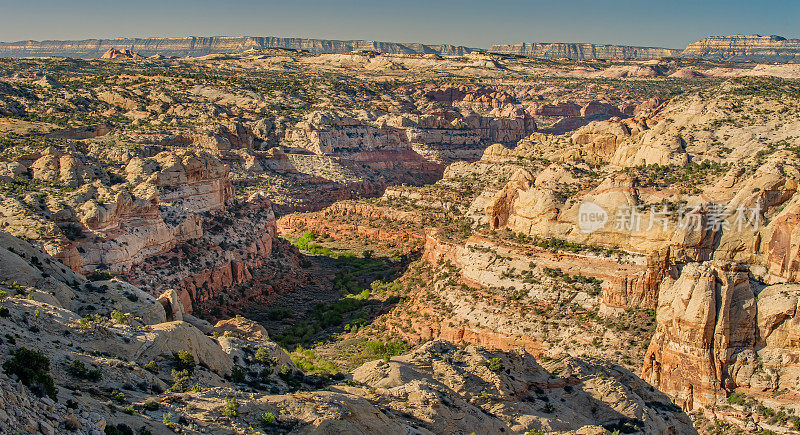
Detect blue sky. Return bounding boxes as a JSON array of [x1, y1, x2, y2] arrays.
[[0, 0, 797, 48]]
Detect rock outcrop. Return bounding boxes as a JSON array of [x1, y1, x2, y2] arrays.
[[643, 261, 800, 411], [0, 231, 306, 432]]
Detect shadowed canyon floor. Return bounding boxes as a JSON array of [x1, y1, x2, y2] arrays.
[[0, 48, 799, 434]]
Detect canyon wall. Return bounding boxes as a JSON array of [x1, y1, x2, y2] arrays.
[[283, 109, 536, 160]]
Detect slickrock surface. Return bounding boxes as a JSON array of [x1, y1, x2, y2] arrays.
[[0, 373, 105, 434]]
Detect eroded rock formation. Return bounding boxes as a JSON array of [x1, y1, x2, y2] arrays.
[[643, 261, 800, 412]]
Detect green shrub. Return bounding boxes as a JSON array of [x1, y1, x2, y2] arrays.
[[111, 390, 125, 403], [174, 350, 195, 373], [67, 359, 101, 381], [487, 357, 504, 372], [362, 340, 406, 360], [231, 365, 246, 383], [0, 306, 9, 317], [169, 369, 190, 393], [294, 232, 317, 250], [89, 270, 114, 281], [162, 412, 176, 429], [2, 347, 56, 400], [265, 308, 293, 321], [222, 397, 240, 418], [261, 411, 277, 425], [86, 368, 102, 381], [109, 310, 127, 324], [144, 360, 160, 373], [726, 392, 746, 406], [68, 360, 88, 378], [290, 347, 339, 374], [255, 348, 276, 365]]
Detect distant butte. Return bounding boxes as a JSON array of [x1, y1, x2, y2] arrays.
[[99, 47, 144, 59]]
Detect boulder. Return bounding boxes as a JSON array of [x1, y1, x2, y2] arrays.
[[136, 321, 233, 376]]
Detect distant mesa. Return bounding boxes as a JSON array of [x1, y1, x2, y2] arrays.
[[488, 42, 681, 60], [680, 34, 800, 62], [490, 34, 800, 62], [0, 36, 477, 59], [0, 34, 798, 63], [99, 47, 144, 59]]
